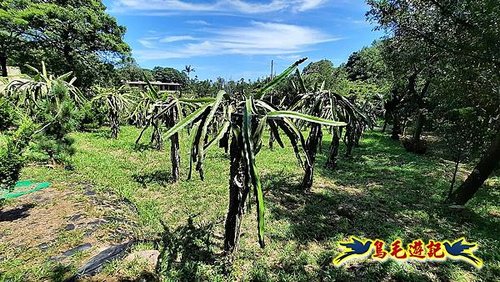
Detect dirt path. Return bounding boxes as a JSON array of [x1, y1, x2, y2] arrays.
[[0, 183, 137, 281]]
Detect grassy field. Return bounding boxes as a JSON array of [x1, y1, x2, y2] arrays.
[[1, 126, 499, 281]]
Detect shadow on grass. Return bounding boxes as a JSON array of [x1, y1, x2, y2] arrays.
[[0, 203, 35, 222], [156, 216, 227, 281], [132, 143, 155, 152], [132, 170, 172, 187], [132, 136, 168, 152], [87, 128, 112, 139], [50, 264, 73, 282], [259, 131, 499, 281]]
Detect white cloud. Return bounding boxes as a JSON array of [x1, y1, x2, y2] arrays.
[[277, 54, 303, 61], [295, 0, 326, 12], [138, 37, 160, 48], [185, 20, 210, 25], [110, 0, 327, 14], [228, 0, 288, 14], [112, 0, 218, 12], [134, 21, 340, 60], [159, 35, 197, 43]]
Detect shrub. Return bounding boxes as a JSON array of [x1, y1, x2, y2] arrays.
[[31, 83, 78, 166], [402, 137, 428, 154], [0, 97, 16, 131], [0, 117, 35, 191], [76, 101, 107, 131]]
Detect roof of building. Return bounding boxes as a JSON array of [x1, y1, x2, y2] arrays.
[[6, 66, 22, 76], [124, 81, 182, 86]]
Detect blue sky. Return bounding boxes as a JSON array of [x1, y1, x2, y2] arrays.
[[103, 0, 384, 81]]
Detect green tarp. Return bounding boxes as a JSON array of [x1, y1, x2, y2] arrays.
[[0, 180, 51, 200]]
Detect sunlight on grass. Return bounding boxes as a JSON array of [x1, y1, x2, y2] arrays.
[[1, 126, 496, 281]]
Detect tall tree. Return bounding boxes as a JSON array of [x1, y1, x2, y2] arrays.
[[302, 59, 335, 89], [152, 66, 188, 85], [380, 36, 438, 147], [0, 0, 30, 77], [115, 59, 153, 84], [183, 65, 195, 79], [368, 0, 500, 204], [343, 41, 389, 84], [0, 0, 130, 87]]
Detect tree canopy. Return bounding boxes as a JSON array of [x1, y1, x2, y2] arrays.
[[0, 0, 130, 87], [152, 67, 189, 85], [368, 0, 500, 204]]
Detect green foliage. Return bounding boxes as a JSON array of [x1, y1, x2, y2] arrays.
[[6, 63, 81, 165], [6, 61, 83, 115], [344, 41, 388, 83], [0, 0, 130, 87], [92, 85, 133, 138], [368, 0, 499, 116], [334, 77, 388, 101], [0, 116, 35, 191], [114, 61, 154, 84], [30, 82, 78, 165], [333, 42, 391, 101], [0, 97, 16, 131], [302, 59, 336, 89], [76, 100, 107, 131], [163, 59, 346, 249], [152, 67, 188, 85], [359, 0, 500, 202], [189, 79, 218, 98], [436, 107, 487, 162], [242, 97, 265, 247], [131, 78, 184, 150], [368, 0, 500, 203]]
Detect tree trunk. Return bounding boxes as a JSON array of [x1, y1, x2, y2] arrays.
[[405, 109, 427, 154], [318, 128, 323, 153], [0, 52, 7, 77], [151, 108, 163, 150], [110, 116, 119, 139], [326, 128, 340, 169], [224, 119, 249, 253], [447, 151, 461, 200], [411, 80, 430, 143], [151, 122, 162, 149], [412, 110, 425, 143], [302, 124, 321, 190], [110, 103, 119, 139], [268, 128, 275, 150], [354, 122, 363, 147], [391, 113, 401, 140], [382, 111, 389, 133], [219, 131, 230, 154], [168, 107, 180, 182], [448, 129, 500, 205], [345, 124, 355, 156]]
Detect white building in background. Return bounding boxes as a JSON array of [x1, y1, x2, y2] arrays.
[[0, 66, 23, 90], [123, 81, 182, 92], [6, 66, 22, 76], [0, 66, 22, 77]]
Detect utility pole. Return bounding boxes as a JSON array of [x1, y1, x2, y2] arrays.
[[270, 60, 274, 80]]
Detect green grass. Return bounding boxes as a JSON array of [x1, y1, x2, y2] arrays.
[[1, 126, 499, 281]]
